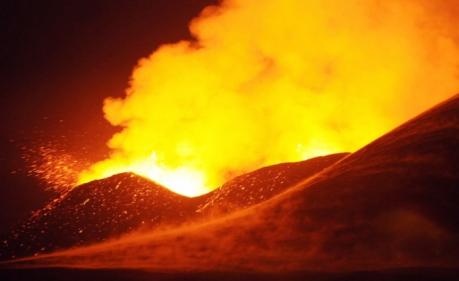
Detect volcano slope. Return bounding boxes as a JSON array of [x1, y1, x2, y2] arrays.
[[197, 153, 348, 216], [0, 153, 346, 261], [15, 94, 459, 272], [0, 174, 200, 260]]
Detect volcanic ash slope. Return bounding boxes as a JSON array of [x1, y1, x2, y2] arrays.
[[16, 94, 459, 271], [1, 153, 346, 261], [0, 174, 200, 260]]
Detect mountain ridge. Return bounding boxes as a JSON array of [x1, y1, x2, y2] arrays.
[[11, 93, 458, 271], [1, 153, 347, 260]]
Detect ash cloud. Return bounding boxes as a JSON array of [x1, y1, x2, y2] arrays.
[[79, 0, 459, 193]]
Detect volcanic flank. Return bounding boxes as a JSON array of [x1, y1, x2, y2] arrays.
[[0, 153, 347, 260], [197, 153, 348, 216], [8, 94, 459, 272], [0, 174, 199, 260]]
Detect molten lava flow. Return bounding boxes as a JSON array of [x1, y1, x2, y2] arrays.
[[79, 0, 459, 196]]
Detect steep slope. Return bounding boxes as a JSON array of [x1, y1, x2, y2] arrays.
[[197, 153, 348, 216], [1, 153, 346, 261], [18, 94, 459, 272], [0, 173, 201, 260]]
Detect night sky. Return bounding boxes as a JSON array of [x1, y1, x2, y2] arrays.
[[0, 0, 217, 232]]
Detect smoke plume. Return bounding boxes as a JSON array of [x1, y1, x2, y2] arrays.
[[79, 0, 459, 196]]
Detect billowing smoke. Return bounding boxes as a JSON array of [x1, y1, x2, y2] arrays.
[[79, 0, 459, 196]]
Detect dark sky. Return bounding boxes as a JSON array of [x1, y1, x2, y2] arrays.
[[0, 0, 217, 232]]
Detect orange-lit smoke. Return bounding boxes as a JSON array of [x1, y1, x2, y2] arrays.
[[79, 0, 459, 196]]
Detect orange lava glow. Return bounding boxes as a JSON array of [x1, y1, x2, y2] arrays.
[[78, 0, 459, 196], [23, 145, 86, 193]]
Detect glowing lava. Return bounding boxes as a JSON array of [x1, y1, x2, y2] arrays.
[[23, 145, 87, 193], [78, 153, 207, 197], [78, 0, 459, 196]]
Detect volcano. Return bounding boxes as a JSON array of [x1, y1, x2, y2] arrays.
[[1, 94, 459, 281], [0, 174, 200, 260], [2, 94, 456, 276], [1, 152, 346, 260]]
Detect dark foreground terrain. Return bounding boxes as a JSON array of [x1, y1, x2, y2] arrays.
[[0, 267, 459, 281], [1, 153, 345, 260]]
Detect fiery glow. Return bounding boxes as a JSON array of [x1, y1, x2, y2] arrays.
[[78, 152, 207, 197], [23, 145, 86, 193], [79, 0, 459, 196]]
